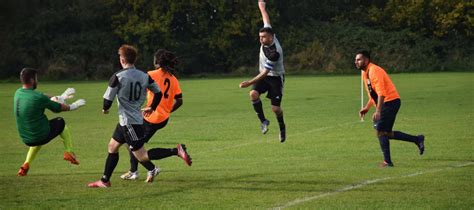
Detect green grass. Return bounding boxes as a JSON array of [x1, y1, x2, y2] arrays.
[[0, 72, 473, 209]]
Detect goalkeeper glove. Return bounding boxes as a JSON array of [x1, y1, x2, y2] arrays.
[[69, 99, 86, 111], [54, 88, 75, 103]]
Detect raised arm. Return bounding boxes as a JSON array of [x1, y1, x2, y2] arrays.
[[258, 0, 271, 26]]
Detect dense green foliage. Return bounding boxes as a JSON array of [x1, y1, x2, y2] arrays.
[[1, 73, 473, 208], [1, 0, 472, 79]]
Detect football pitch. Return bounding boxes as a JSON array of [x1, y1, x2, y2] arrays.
[[0, 72, 473, 209]]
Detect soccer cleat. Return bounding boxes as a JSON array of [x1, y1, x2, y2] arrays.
[[261, 120, 270, 134], [120, 171, 139, 180], [379, 161, 394, 168], [177, 144, 192, 166], [416, 135, 425, 155], [17, 163, 30, 176], [279, 128, 286, 143], [145, 167, 161, 183], [63, 152, 80, 165], [87, 180, 111, 188]]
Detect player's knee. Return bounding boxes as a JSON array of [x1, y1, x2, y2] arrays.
[[271, 106, 282, 114], [377, 131, 389, 138], [107, 139, 120, 153], [135, 155, 146, 162], [133, 152, 148, 162], [249, 90, 259, 100]]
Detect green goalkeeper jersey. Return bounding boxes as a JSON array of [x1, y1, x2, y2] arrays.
[[14, 88, 62, 144]]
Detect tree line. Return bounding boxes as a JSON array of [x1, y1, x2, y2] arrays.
[[0, 0, 472, 79]]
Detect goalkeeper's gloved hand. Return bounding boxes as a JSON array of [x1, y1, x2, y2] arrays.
[[54, 88, 75, 103], [69, 99, 86, 111]]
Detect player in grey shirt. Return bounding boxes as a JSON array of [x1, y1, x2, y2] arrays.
[[103, 65, 161, 126], [88, 45, 163, 188], [240, 0, 286, 142]]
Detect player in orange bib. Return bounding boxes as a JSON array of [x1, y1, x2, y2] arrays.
[[120, 49, 192, 180], [356, 50, 425, 167]]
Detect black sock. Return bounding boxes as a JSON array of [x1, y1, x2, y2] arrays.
[[252, 99, 266, 123], [140, 160, 155, 171], [277, 112, 285, 131], [147, 148, 177, 160], [378, 136, 392, 164], [128, 149, 139, 172], [392, 131, 419, 143], [101, 153, 119, 182]]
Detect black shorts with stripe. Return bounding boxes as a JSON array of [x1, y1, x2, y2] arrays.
[[112, 123, 146, 151], [252, 75, 284, 106]]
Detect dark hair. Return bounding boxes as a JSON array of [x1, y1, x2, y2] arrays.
[[259, 27, 274, 35], [154, 49, 178, 74], [356, 50, 371, 60], [118, 44, 138, 64], [20, 68, 38, 84]]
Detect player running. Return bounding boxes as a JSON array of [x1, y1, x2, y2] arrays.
[[14, 68, 86, 176], [120, 49, 192, 181], [355, 50, 425, 167], [239, 0, 286, 142], [88, 45, 164, 188]]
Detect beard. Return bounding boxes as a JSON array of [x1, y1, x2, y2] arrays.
[[356, 63, 367, 70]]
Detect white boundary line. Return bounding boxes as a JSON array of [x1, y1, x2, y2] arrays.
[[272, 161, 474, 209], [204, 122, 357, 153]]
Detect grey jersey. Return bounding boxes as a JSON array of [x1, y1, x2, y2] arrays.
[[103, 67, 161, 126], [259, 24, 285, 77]]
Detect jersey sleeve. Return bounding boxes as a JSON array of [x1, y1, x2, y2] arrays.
[[43, 94, 62, 113], [147, 75, 161, 94], [264, 23, 272, 28], [103, 74, 119, 101]]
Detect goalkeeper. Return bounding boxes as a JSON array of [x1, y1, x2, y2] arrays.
[[14, 68, 86, 176]]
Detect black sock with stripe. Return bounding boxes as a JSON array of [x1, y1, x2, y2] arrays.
[[148, 148, 177, 160], [252, 99, 266, 123], [392, 131, 419, 143], [101, 153, 119, 182], [140, 160, 155, 171], [378, 136, 392, 164], [276, 112, 285, 131], [128, 149, 139, 172]]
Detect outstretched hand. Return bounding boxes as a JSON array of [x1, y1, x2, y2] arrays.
[[52, 87, 76, 103], [239, 81, 251, 88], [61, 88, 75, 100], [69, 99, 86, 111]]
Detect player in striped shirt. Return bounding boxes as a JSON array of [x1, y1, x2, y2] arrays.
[[88, 45, 164, 187], [120, 49, 192, 181], [240, 0, 286, 142]]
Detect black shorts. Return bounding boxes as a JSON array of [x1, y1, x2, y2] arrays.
[[373, 99, 401, 132], [143, 118, 169, 143], [112, 123, 146, 151], [26, 117, 66, 146], [252, 75, 284, 106]]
